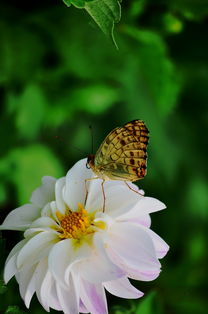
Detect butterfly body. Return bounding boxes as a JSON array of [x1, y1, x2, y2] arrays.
[[87, 120, 149, 182]]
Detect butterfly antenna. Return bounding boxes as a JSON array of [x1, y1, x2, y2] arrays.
[[89, 125, 94, 154], [71, 145, 88, 155]]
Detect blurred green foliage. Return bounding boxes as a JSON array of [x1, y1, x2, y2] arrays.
[[0, 0, 208, 313]]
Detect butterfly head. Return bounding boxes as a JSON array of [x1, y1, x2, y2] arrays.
[[86, 154, 95, 170]]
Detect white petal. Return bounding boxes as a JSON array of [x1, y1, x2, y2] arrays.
[[18, 264, 37, 308], [63, 159, 93, 211], [48, 239, 91, 287], [4, 239, 27, 283], [41, 203, 53, 217], [55, 177, 66, 214], [56, 274, 79, 314], [104, 277, 144, 299], [104, 181, 144, 218], [47, 280, 62, 311], [119, 197, 166, 220], [24, 217, 59, 238], [79, 233, 125, 283], [16, 232, 59, 269], [86, 180, 142, 216], [30, 176, 56, 208], [49, 200, 59, 220], [84, 177, 103, 212], [4, 253, 18, 284], [80, 279, 108, 314], [141, 227, 169, 259], [0, 204, 40, 231], [108, 222, 160, 268], [35, 258, 51, 312]]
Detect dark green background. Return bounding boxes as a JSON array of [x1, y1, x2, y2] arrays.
[[0, 0, 208, 313]]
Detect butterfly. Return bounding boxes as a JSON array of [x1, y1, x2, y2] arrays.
[[85, 120, 149, 211], [87, 119, 149, 183]]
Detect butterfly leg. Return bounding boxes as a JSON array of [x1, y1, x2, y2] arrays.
[[101, 180, 106, 213], [124, 181, 144, 197], [84, 177, 99, 207]]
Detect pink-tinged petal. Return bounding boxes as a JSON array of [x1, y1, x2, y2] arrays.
[[128, 268, 161, 281], [136, 214, 151, 227], [79, 299, 89, 313], [65, 246, 92, 286], [55, 177, 66, 214], [56, 274, 79, 314], [108, 222, 160, 268], [141, 227, 169, 259], [81, 279, 108, 314], [107, 246, 160, 281], [79, 233, 125, 284], [18, 264, 37, 308], [0, 204, 40, 231], [63, 159, 93, 211], [4, 239, 27, 283], [30, 176, 56, 208], [16, 232, 59, 269], [104, 277, 144, 299], [125, 214, 151, 228], [119, 197, 166, 220], [48, 239, 91, 287]]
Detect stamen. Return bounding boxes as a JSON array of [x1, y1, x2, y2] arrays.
[[57, 204, 98, 240]]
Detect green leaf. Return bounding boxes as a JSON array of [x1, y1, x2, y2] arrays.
[[0, 279, 7, 295], [71, 0, 86, 8], [118, 27, 181, 181], [5, 145, 63, 204], [169, 0, 208, 20], [69, 84, 119, 114], [63, 0, 94, 9], [187, 233, 206, 262], [136, 291, 160, 314], [85, 0, 121, 47], [0, 23, 44, 84], [62, 0, 72, 7], [0, 183, 7, 204], [8, 84, 48, 140], [129, 0, 147, 19], [186, 176, 208, 219], [5, 306, 27, 314], [163, 13, 184, 33], [122, 26, 180, 117]]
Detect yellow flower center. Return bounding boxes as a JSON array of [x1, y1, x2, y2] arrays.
[[56, 203, 101, 240]]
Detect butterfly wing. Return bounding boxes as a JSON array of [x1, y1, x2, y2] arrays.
[[94, 120, 149, 181]]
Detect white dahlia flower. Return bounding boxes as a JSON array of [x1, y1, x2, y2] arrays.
[[0, 159, 169, 314]]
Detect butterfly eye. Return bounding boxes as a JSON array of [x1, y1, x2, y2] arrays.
[[86, 162, 91, 169]]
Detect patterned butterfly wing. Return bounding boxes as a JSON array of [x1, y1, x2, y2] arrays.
[[94, 120, 149, 182]]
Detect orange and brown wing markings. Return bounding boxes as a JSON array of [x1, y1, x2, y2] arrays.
[[93, 119, 149, 181]]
